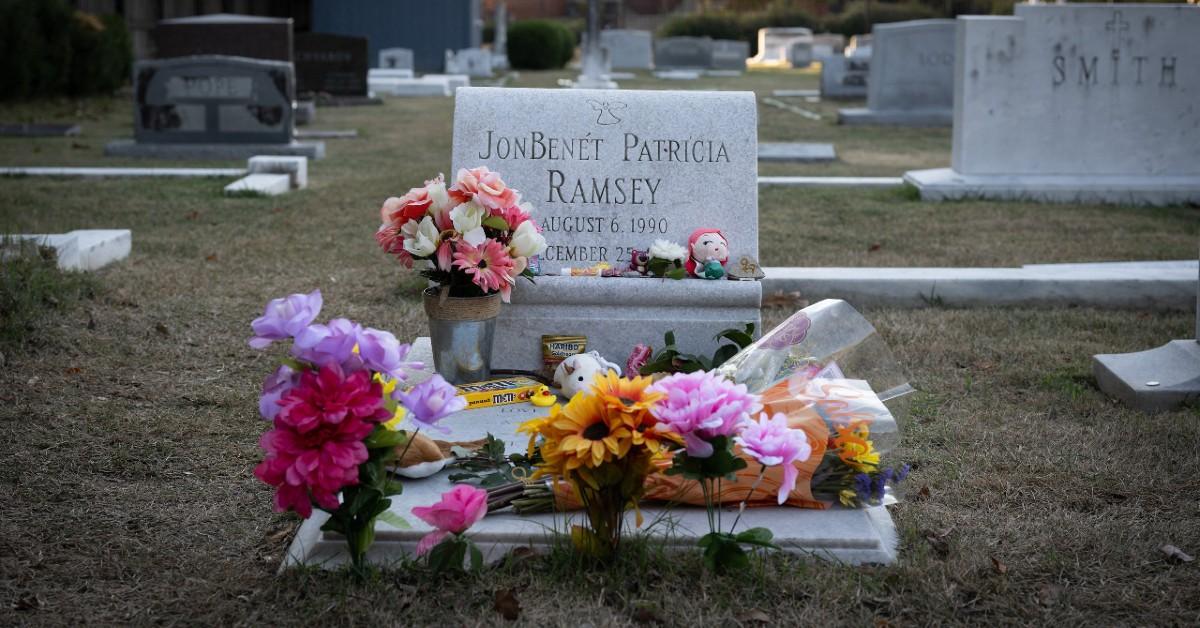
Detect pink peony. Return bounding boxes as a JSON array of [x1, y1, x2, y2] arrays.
[[411, 485, 489, 555], [450, 166, 520, 211], [452, 239, 517, 302], [648, 370, 762, 458], [254, 363, 391, 518], [735, 412, 813, 504], [626, 344, 652, 376]]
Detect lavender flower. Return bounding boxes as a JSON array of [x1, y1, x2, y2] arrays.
[[259, 364, 299, 420], [357, 327, 422, 380], [648, 370, 762, 458], [291, 318, 362, 369], [248, 289, 322, 349], [393, 374, 466, 432], [853, 473, 874, 505]]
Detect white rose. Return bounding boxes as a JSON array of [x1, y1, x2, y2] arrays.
[[449, 199, 486, 246], [509, 220, 547, 258], [649, 239, 687, 263], [402, 216, 439, 257]]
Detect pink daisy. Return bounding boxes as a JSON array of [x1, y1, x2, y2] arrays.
[[452, 240, 516, 301]]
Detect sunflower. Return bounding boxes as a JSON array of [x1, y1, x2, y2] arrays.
[[591, 371, 663, 413], [553, 393, 633, 470]]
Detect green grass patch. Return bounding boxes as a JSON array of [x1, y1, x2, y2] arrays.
[[0, 239, 97, 349]]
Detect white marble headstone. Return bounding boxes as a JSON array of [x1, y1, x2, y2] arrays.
[[451, 87, 759, 275]]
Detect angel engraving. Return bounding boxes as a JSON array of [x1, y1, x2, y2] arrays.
[[588, 99, 627, 126]]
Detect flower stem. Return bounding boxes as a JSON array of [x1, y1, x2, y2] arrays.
[[729, 465, 767, 534]]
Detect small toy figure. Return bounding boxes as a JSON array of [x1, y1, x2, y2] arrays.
[[686, 228, 729, 280], [552, 351, 622, 398], [727, 255, 765, 281], [626, 249, 651, 275], [530, 385, 558, 407]]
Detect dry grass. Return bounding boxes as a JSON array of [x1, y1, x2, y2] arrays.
[[1, 70, 1198, 626]]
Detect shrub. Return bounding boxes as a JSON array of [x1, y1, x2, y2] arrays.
[[507, 20, 576, 70], [824, 2, 941, 37], [0, 0, 131, 100]]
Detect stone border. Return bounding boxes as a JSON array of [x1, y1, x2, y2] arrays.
[[758, 176, 901, 188], [104, 139, 325, 160], [904, 168, 1200, 207], [762, 261, 1197, 309]]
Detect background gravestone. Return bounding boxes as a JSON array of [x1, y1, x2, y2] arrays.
[[711, 40, 749, 72], [451, 87, 761, 370], [295, 33, 369, 97], [446, 48, 493, 77], [600, 29, 654, 70], [749, 27, 813, 67], [379, 47, 414, 71], [105, 56, 323, 159], [821, 55, 869, 100], [838, 19, 955, 126], [905, 4, 1200, 205], [654, 37, 714, 70], [153, 14, 292, 62]]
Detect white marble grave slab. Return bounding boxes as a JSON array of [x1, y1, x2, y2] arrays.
[[10, 229, 131, 271], [758, 143, 836, 163], [283, 385, 899, 571], [247, 155, 307, 189], [224, 173, 290, 196]]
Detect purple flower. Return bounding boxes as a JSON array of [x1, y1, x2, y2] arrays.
[[393, 374, 466, 432], [248, 289, 322, 349], [291, 318, 362, 369], [259, 364, 300, 420], [874, 468, 894, 501], [648, 370, 762, 458], [896, 464, 911, 483], [853, 473, 873, 503], [734, 412, 813, 504], [357, 327, 422, 380]]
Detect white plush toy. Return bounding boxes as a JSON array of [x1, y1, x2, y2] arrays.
[[552, 351, 622, 398]]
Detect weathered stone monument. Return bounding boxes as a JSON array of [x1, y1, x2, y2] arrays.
[[295, 33, 369, 96], [821, 55, 870, 99], [748, 27, 813, 68], [838, 19, 955, 126], [450, 87, 761, 371], [711, 40, 750, 73], [104, 56, 323, 159], [445, 48, 494, 78], [492, 1, 510, 71], [654, 37, 714, 70], [153, 14, 292, 62], [378, 47, 414, 73], [599, 29, 654, 70], [812, 33, 846, 61], [1094, 252, 1200, 413], [574, 0, 618, 89], [905, 4, 1200, 205]]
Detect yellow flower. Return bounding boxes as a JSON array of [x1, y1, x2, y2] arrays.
[[591, 371, 663, 413], [832, 422, 879, 472], [838, 489, 858, 508], [375, 374, 407, 430], [553, 393, 633, 470]]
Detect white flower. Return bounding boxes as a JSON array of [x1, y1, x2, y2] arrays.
[[509, 219, 547, 258], [426, 179, 450, 212], [449, 199, 486, 246], [402, 216, 439, 257], [649, 239, 687, 263]]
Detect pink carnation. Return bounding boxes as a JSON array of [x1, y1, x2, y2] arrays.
[[648, 370, 762, 458], [735, 412, 813, 504], [411, 485, 489, 555], [253, 364, 391, 518], [450, 166, 520, 211]]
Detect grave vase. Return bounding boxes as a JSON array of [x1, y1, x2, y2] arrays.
[[423, 288, 501, 384]]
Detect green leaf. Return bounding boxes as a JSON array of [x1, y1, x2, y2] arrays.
[[376, 510, 411, 530], [663, 331, 676, 347], [735, 527, 776, 547], [469, 542, 483, 571], [483, 215, 510, 231], [664, 267, 687, 280], [365, 428, 407, 450], [714, 329, 754, 349], [710, 344, 740, 369]]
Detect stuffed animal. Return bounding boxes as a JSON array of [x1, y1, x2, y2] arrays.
[[552, 351, 622, 398], [627, 249, 651, 275], [685, 228, 729, 280]]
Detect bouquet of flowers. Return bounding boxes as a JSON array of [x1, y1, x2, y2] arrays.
[[248, 289, 466, 573], [517, 372, 675, 559], [375, 167, 548, 302]]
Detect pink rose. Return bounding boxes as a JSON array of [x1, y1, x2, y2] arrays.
[[492, 203, 532, 230], [380, 175, 450, 228], [451, 166, 520, 211], [411, 485, 489, 555]]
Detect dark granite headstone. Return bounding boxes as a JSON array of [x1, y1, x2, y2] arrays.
[[133, 55, 294, 145], [654, 37, 713, 70], [154, 14, 292, 62], [295, 33, 369, 96]]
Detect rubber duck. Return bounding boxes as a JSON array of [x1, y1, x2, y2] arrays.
[[530, 385, 558, 407]]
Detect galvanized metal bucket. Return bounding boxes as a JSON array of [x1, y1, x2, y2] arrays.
[[422, 288, 502, 385]]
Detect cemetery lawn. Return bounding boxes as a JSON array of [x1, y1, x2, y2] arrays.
[[2, 72, 1198, 625]]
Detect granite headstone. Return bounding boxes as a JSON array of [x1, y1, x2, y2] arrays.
[[295, 33, 369, 96], [905, 4, 1200, 205], [153, 14, 292, 62], [451, 87, 761, 370], [711, 39, 749, 72], [838, 19, 955, 126], [654, 37, 714, 70], [599, 29, 654, 70], [379, 47, 414, 71], [446, 48, 494, 77], [749, 27, 813, 68], [821, 55, 869, 100]]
